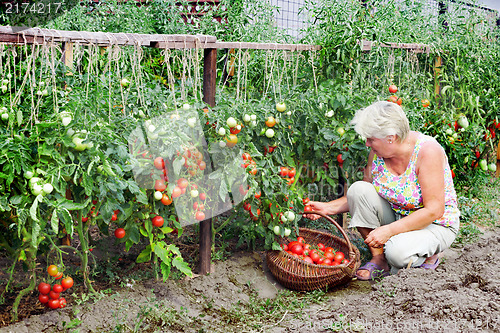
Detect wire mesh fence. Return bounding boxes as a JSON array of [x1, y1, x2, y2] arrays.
[[269, 0, 499, 40]]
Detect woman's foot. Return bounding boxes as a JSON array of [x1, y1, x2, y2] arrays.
[[355, 254, 390, 280], [419, 254, 440, 270]]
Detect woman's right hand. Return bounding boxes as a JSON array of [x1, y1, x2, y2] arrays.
[[303, 200, 335, 220]]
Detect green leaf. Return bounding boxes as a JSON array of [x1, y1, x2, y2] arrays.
[[136, 245, 152, 263], [172, 256, 193, 277], [160, 261, 171, 281], [31, 218, 41, 248], [58, 198, 89, 211], [128, 226, 141, 244], [82, 173, 93, 196], [0, 196, 9, 211], [58, 208, 73, 236], [16, 110, 22, 126], [17, 208, 28, 238], [29, 196, 41, 222], [272, 241, 282, 250], [173, 158, 183, 175], [152, 241, 171, 264], [50, 209, 59, 234]]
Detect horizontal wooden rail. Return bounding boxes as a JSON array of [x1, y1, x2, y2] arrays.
[[359, 39, 432, 54], [0, 26, 321, 51]]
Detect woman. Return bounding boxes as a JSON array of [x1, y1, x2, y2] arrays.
[[307, 101, 460, 281]]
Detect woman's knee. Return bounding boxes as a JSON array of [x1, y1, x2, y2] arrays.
[[384, 239, 413, 269], [347, 181, 376, 202]]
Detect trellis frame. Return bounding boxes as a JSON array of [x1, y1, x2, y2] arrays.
[[0, 25, 321, 275]]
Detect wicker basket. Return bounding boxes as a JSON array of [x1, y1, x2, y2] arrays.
[[266, 211, 361, 291]]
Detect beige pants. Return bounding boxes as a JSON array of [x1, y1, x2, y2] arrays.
[[346, 181, 458, 273]]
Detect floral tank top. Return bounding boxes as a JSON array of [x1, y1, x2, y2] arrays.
[[371, 133, 460, 230]]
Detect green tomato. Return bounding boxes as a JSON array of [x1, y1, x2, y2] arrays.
[[285, 211, 295, 222], [154, 191, 163, 200], [32, 184, 43, 196], [276, 102, 286, 112], [457, 116, 469, 129], [72, 137, 88, 151], [479, 159, 488, 171], [24, 171, 34, 179], [226, 117, 237, 128], [337, 127, 345, 137], [120, 78, 130, 87], [488, 163, 497, 172], [29, 177, 41, 186], [42, 183, 53, 194], [265, 128, 275, 138], [284, 228, 291, 237], [1, 113, 8, 121], [273, 225, 280, 236]]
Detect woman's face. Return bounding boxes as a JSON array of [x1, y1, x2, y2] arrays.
[[365, 136, 393, 157]]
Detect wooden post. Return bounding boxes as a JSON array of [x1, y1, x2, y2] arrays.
[[62, 42, 73, 75], [199, 48, 217, 275], [496, 141, 500, 178], [434, 56, 442, 101]]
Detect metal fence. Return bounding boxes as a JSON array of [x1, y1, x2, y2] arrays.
[[269, 0, 500, 39]]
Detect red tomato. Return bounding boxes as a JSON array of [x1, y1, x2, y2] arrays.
[[242, 152, 251, 160], [254, 191, 261, 199], [161, 194, 172, 206], [280, 244, 288, 251], [279, 167, 289, 177], [388, 84, 398, 94], [171, 186, 182, 198], [303, 244, 311, 250], [59, 297, 67, 308], [198, 161, 206, 170], [337, 154, 344, 164], [317, 243, 326, 251], [177, 178, 188, 189], [48, 298, 60, 309], [52, 284, 63, 293], [288, 168, 296, 178], [47, 265, 58, 277], [111, 213, 118, 221], [38, 282, 51, 295], [334, 251, 345, 263], [303, 256, 314, 264], [152, 215, 164, 227], [154, 179, 167, 192], [38, 294, 49, 304], [61, 277, 74, 290], [49, 290, 60, 300], [302, 197, 310, 205], [310, 252, 320, 263], [154, 157, 165, 170], [287, 241, 300, 249], [199, 192, 206, 200], [82, 216, 88, 223], [325, 247, 334, 253], [243, 202, 251, 211], [324, 251, 335, 261], [55, 272, 63, 280], [290, 244, 304, 256], [297, 236, 305, 244], [421, 99, 430, 107], [304, 205, 312, 212], [195, 211, 206, 221], [323, 258, 332, 265], [114, 228, 126, 239]]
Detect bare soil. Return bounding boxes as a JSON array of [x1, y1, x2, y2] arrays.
[[1, 226, 499, 333]]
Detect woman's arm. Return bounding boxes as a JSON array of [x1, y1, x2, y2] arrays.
[[364, 141, 446, 248], [306, 150, 375, 219]]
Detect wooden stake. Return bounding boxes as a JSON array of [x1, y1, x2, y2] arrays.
[[199, 47, 217, 275]]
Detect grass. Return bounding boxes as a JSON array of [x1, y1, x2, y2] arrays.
[[455, 177, 500, 246]]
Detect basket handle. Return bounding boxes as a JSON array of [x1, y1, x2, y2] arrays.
[[303, 210, 357, 264]]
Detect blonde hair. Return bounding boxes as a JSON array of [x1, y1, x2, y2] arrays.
[[350, 101, 410, 142]]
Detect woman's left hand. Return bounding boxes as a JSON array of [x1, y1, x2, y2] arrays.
[[364, 225, 393, 248]]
